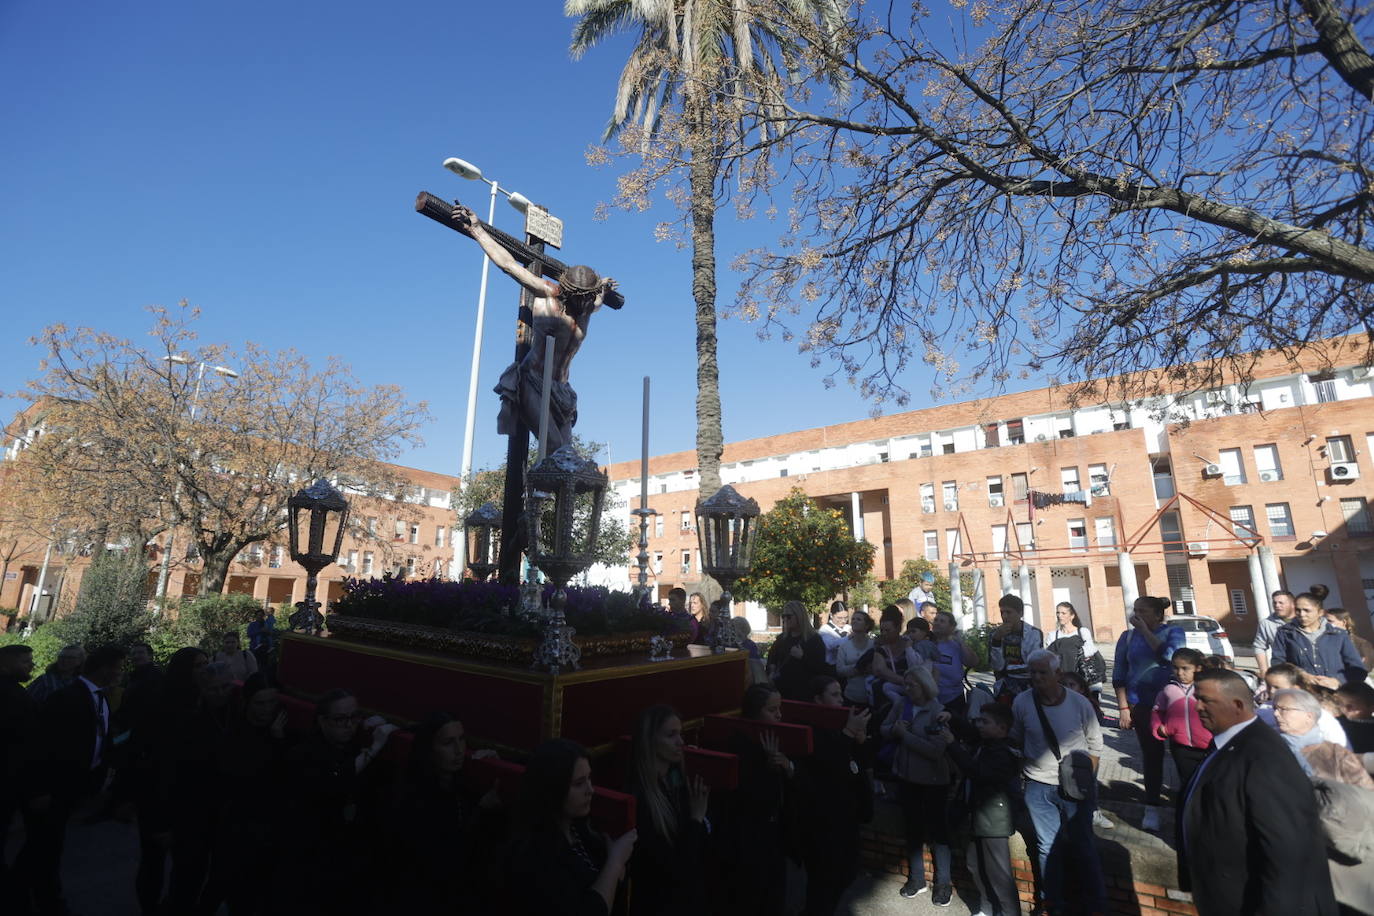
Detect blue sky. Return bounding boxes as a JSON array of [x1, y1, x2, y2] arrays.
[[0, 0, 949, 476]]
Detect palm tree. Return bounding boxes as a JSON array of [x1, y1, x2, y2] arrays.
[[566, 0, 846, 499]]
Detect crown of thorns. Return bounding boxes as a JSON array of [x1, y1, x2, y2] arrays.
[[559, 265, 601, 297]]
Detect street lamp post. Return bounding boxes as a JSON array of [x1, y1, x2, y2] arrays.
[[526, 447, 608, 675], [287, 479, 350, 637], [442, 156, 531, 577], [462, 502, 502, 582], [695, 485, 761, 651], [154, 355, 239, 605]]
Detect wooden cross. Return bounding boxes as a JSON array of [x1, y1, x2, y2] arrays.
[[416, 191, 625, 583], [414, 192, 625, 309]]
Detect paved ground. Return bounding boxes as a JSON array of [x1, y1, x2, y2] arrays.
[[4, 800, 144, 916]]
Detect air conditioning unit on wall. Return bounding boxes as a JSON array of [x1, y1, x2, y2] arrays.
[[1186, 542, 1210, 556], [989, 494, 1005, 507], [1259, 470, 1279, 482], [1202, 464, 1223, 478], [944, 500, 958, 511], [1331, 462, 1361, 480]]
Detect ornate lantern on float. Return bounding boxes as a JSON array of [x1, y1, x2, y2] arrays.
[[695, 485, 760, 650], [287, 478, 350, 636], [525, 447, 608, 674], [463, 502, 503, 582]]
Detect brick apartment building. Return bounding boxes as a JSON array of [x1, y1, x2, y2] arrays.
[[605, 335, 1374, 645], [6, 335, 1373, 647]]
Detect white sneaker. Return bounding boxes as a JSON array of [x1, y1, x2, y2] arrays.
[[1093, 809, 1114, 829], [1141, 805, 1162, 832]]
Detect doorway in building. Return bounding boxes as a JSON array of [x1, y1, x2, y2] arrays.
[[1050, 568, 1092, 633]]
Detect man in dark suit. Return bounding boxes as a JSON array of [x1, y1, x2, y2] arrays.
[[1181, 669, 1337, 916], [0, 645, 37, 883], [15, 644, 127, 916]]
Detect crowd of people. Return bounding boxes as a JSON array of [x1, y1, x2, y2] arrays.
[[1, 584, 1372, 916], [741, 587, 1374, 915]]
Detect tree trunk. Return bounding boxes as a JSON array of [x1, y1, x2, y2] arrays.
[[198, 550, 233, 596], [689, 108, 725, 502]]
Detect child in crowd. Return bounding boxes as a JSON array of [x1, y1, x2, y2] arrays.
[[1150, 648, 1212, 789], [904, 616, 931, 648], [942, 702, 1020, 916], [730, 616, 762, 661]]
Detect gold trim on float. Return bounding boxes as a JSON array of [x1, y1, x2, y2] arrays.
[[280, 632, 547, 684], [553, 650, 746, 686], [280, 631, 746, 688]]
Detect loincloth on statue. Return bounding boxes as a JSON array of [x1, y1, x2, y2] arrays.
[[494, 358, 578, 442]]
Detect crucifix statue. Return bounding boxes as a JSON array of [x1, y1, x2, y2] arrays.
[[450, 203, 617, 455], [414, 190, 625, 583]]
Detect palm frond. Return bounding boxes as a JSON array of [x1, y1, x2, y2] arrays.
[[568, 0, 634, 59]]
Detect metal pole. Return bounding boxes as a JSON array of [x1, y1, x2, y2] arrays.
[[456, 179, 501, 576], [634, 377, 652, 601], [155, 362, 208, 605], [972, 568, 987, 627], [29, 537, 54, 622], [536, 336, 556, 464]]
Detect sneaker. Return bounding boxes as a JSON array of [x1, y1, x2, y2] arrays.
[[899, 880, 928, 898], [932, 884, 953, 907], [1141, 805, 1162, 832], [1093, 808, 1114, 829]]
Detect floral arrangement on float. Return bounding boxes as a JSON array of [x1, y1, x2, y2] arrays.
[[322, 574, 693, 663]]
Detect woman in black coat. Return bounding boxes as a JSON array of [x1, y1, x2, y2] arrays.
[[201, 673, 291, 916], [385, 712, 505, 912], [278, 689, 398, 916], [129, 647, 206, 915], [624, 705, 710, 915], [766, 601, 829, 701], [720, 683, 795, 916], [504, 739, 637, 916], [799, 676, 872, 916]]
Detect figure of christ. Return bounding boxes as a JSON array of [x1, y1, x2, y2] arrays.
[[451, 204, 616, 455]]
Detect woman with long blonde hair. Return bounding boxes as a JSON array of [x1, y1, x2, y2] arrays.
[[766, 600, 829, 701], [624, 705, 709, 915]]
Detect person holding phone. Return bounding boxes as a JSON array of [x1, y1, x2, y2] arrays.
[[1112, 596, 1185, 833]]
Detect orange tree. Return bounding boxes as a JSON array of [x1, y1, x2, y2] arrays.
[[734, 488, 875, 614]]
